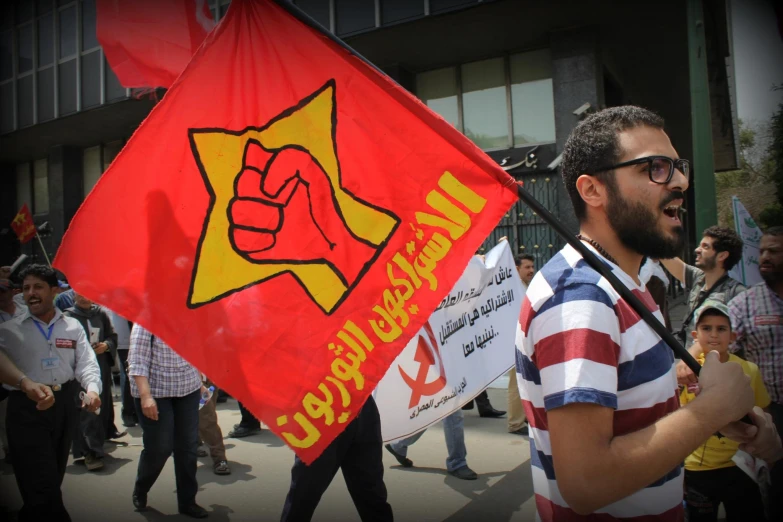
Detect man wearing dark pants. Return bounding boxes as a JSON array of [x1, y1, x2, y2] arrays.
[[228, 401, 262, 438], [129, 324, 206, 519], [0, 264, 101, 522], [280, 396, 393, 522]]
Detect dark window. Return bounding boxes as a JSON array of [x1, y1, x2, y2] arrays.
[[1, 82, 13, 133], [430, 0, 476, 14], [37, 0, 54, 14], [17, 74, 33, 127], [104, 55, 125, 101], [381, 0, 423, 25], [81, 0, 98, 50], [59, 5, 77, 58], [0, 30, 12, 80], [295, 0, 330, 30], [38, 13, 54, 66], [17, 23, 33, 73], [16, 0, 34, 23], [335, 0, 374, 36], [58, 59, 76, 114], [81, 49, 99, 108], [37, 66, 54, 121], [1, 4, 13, 30]]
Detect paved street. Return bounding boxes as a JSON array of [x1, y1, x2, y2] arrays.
[[0, 294, 688, 522], [0, 388, 536, 522]]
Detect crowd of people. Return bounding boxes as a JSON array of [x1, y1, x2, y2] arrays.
[[0, 105, 781, 522]]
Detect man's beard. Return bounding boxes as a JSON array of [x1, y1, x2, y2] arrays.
[[605, 180, 685, 259], [696, 254, 716, 271], [760, 266, 782, 286]]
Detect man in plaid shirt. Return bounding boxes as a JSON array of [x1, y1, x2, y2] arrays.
[[128, 324, 207, 519], [729, 226, 783, 519]]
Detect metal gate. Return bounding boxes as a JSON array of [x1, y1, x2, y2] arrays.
[[479, 172, 565, 267]]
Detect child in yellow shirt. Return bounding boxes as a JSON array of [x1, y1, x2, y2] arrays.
[[680, 300, 770, 522]]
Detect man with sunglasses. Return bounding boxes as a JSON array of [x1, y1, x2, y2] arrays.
[[516, 106, 781, 520]]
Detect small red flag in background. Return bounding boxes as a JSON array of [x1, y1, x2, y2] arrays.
[[56, 0, 518, 463], [97, 0, 215, 89], [10, 204, 36, 244]]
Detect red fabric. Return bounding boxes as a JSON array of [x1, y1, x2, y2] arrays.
[[55, 0, 517, 463], [10, 204, 35, 244], [97, 0, 214, 89]]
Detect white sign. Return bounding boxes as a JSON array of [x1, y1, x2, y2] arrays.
[[729, 196, 763, 287], [375, 242, 523, 442]]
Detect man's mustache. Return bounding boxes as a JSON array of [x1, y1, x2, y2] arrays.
[[660, 191, 685, 208]]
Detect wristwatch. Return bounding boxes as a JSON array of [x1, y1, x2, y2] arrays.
[[17, 375, 27, 388]]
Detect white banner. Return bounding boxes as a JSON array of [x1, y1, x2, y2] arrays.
[[375, 241, 522, 442], [728, 195, 763, 287]]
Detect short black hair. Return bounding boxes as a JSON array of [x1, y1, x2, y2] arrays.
[[702, 226, 743, 271], [18, 264, 58, 287], [561, 106, 665, 220], [763, 226, 783, 237], [515, 254, 535, 266], [695, 308, 731, 329]]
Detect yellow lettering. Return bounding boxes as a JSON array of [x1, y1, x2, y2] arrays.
[[415, 191, 470, 239], [277, 412, 321, 449], [387, 260, 415, 299], [336, 329, 367, 362], [438, 171, 487, 213], [325, 376, 350, 407], [302, 383, 335, 426], [392, 252, 422, 290], [369, 304, 404, 343], [331, 353, 365, 390], [413, 232, 452, 291], [343, 320, 374, 353]]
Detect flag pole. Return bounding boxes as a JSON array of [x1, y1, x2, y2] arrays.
[[34, 232, 52, 266], [273, 0, 753, 426]]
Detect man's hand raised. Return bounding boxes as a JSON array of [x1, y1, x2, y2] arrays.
[[696, 351, 754, 426]]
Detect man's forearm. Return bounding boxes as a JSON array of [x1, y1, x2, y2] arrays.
[[0, 350, 25, 386], [659, 257, 685, 285], [133, 375, 152, 398], [562, 397, 726, 514]]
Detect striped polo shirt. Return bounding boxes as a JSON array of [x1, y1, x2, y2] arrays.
[[516, 243, 681, 521]]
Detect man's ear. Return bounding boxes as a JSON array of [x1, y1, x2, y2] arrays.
[[716, 250, 729, 268], [575, 174, 608, 212], [730, 331, 737, 343]]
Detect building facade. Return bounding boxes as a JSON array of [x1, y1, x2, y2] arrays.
[[0, 0, 737, 271]]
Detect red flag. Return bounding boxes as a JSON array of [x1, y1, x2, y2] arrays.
[[97, 0, 215, 89], [56, 0, 517, 463], [10, 204, 36, 244]]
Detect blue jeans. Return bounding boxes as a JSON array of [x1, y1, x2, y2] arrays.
[[390, 409, 467, 472], [134, 390, 200, 508]]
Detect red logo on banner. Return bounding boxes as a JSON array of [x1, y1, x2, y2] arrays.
[[399, 322, 448, 408]]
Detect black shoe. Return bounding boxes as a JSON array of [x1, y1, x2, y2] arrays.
[[108, 430, 128, 440], [179, 503, 208, 519], [227, 425, 260, 438], [478, 407, 506, 418], [132, 490, 147, 511], [461, 400, 474, 411], [122, 414, 138, 427], [510, 425, 529, 436], [384, 444, 413, 468], [448, 466, 478, 480]]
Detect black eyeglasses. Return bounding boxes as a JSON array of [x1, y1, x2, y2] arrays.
[[589, 155, 691, 184]]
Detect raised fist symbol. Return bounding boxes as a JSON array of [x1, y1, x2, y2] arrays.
[[228, 140, 375, 288]]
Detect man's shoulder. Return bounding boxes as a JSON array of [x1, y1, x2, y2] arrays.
[[530, 247, 612, 306]]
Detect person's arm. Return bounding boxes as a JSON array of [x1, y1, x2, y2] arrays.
[[659, 257, 686, 285], [102, 312, 117, 352], [128, 325, 157, 420], [549, 351, 754, 514], [0, 350, 55, 410], [72, 326, 102, 411]]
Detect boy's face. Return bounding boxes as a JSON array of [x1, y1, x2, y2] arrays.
[[692, 314, 735, 356]]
